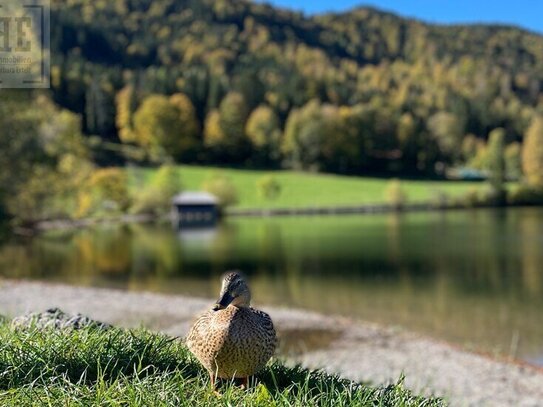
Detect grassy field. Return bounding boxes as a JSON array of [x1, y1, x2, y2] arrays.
[[130, 165, 485, 209], [0, 321, 443, 406]]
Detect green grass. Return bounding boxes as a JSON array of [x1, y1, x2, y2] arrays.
[[0, 321, 443, 406], [129, 165, 486, 210]]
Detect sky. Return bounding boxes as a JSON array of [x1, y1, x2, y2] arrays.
[[257, 0, 543, 34]]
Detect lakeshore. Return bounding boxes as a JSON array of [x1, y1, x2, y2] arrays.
[[10, 163, 534, 234], [0, 279, 541, 406], [21, 204, 501, 234]]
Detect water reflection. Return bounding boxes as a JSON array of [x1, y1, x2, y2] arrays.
[[0, 208, 542, 365]]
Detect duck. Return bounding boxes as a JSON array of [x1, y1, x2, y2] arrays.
[[186, 271, 276, 389]]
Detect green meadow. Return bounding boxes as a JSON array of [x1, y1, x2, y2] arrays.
[[131, 165, 484, 209]]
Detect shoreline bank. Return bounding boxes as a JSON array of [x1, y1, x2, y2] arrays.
[[227, 201, 472, 217], [0, 279, 541, 405], [14, 202, 538, 235]]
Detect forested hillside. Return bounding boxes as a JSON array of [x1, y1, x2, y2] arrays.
[[45, 0, 543, 174]]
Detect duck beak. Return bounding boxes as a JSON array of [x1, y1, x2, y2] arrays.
[[213, 292, 233, 311]]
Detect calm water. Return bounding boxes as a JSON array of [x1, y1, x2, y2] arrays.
[[1, 208, 543, 365]]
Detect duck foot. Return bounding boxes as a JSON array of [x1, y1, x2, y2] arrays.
[[210, 373, 221, 396]]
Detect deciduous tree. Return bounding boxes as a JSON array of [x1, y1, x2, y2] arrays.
[[245, 105, 281, 164], [169, 93, 200, 159], [133, 95, 183, 159], [522, 115, 543, 186]]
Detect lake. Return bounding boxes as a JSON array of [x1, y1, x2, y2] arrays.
[[1, 207, 542, 366]]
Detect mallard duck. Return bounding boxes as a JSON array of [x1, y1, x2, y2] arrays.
[[186, 271, 276, 389]]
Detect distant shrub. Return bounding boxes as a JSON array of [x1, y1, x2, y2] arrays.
[[91, 168, 131, 210], [507, 184, 543, 205], [480, 185, 506, 206], [457, 185, 506, 208], [201, 172, 238, 208], [460, 187, 481, 208], [10, 166, 70, 223], [11, 155, 94, 223], [76, 168, 131, 218], [131, 165, 182, 215], [152, 165, 182, 198], [75, 190, 95, 218], [430, 189, 451, 209], [256, 175, 281, 201], [384, 179, 408, 209]]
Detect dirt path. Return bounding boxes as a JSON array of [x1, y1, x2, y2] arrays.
[[0, 279, 541, 406]]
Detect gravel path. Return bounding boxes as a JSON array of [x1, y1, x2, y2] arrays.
[[0, 279, 541, 406]]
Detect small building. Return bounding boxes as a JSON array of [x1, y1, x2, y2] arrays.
[[171, 191, 219, 228]]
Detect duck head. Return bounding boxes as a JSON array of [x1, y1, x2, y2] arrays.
[[213, 271, 251, 310]]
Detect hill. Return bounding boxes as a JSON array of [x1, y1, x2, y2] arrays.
[[45, 0, 543, 173]]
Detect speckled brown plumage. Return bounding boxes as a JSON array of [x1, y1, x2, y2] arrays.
[[186, 272, 276, 380]]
